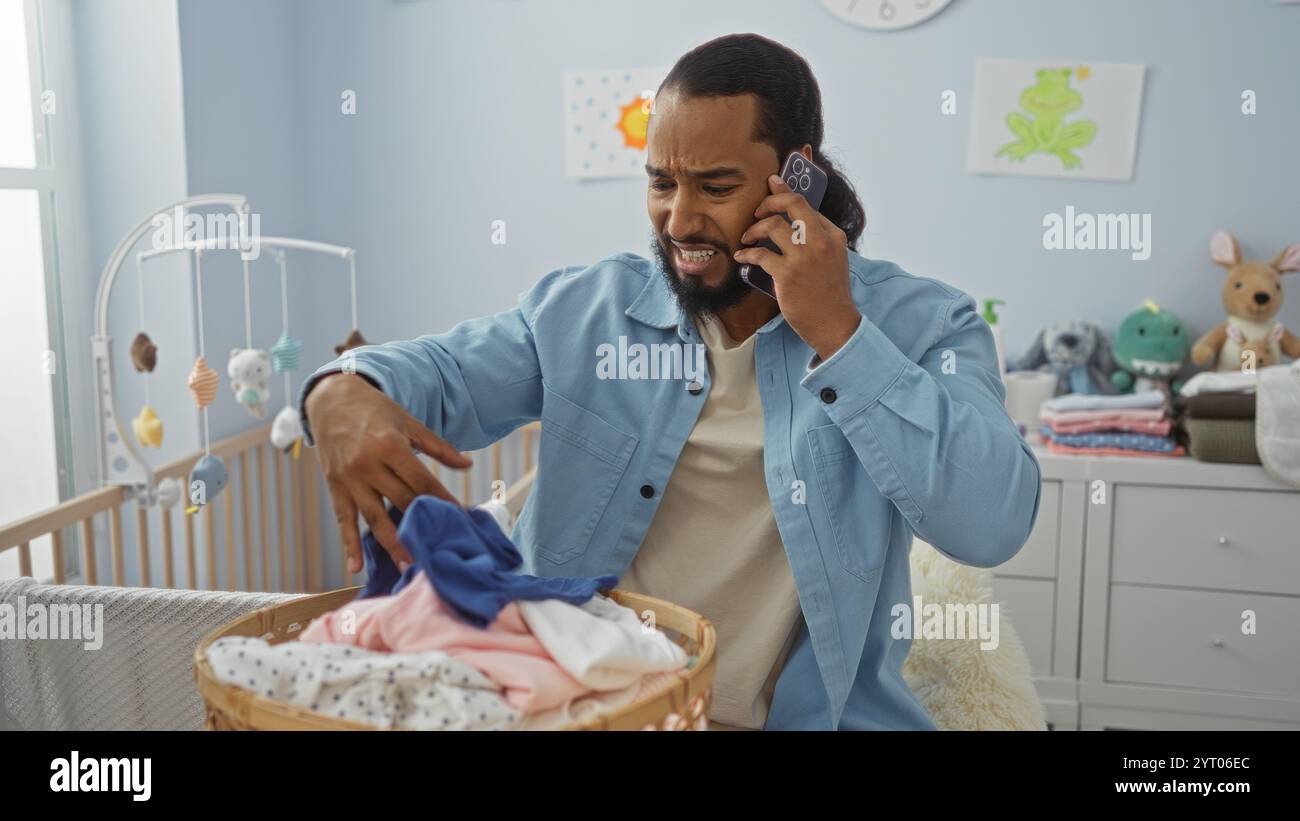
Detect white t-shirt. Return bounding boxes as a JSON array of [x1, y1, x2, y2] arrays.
[[619, 314, 803, 730]]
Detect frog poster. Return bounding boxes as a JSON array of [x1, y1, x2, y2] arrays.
[[966, 58, 1146, 182], [564, 67, 667, 180]]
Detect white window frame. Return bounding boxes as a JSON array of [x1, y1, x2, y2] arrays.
[[1, 0, 88, 576]]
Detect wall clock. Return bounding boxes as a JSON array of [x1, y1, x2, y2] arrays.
[[819, 0, 955, 31]]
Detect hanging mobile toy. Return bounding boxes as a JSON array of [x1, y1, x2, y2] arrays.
[[334, 328, 368, 355], [132, 405, 164, 448], [271, 332, 302, 373], [227, 347, 271, 418], [131, 254, 163, 447], [155, 477, 183, 509], [271, 406, 305, 454], [187, 454, 229, 512], [130, 333, 157, 372], [333, 252, 368, 355], [227, 252, 271, 418], [269, 250, 306, 456], [186, 250, 228, 513], [188, 357, 218, 405]]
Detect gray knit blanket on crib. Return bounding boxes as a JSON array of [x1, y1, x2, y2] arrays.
[[0, 577, 302, 731]]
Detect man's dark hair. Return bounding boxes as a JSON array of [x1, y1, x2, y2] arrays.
[[659, 33, 867, 250]]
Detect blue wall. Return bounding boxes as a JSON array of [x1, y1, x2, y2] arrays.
[[273, 0, 1300, 358], [65, 0, 1300, 588]]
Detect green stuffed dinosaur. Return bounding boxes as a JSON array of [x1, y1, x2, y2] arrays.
[[1110, 300, 1190, 404]]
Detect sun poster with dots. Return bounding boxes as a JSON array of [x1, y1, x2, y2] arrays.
[[564, 67, 667, 179]]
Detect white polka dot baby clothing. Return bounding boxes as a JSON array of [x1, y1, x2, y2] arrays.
[[206, 636, 520, 730]]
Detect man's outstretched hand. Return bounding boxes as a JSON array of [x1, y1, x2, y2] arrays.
[[304, 373, 472, 574]]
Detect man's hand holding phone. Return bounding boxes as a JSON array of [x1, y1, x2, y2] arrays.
[[735, 172, 862, 361], [305, 373, 472, 574]]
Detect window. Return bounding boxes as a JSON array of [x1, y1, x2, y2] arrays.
[[0, 0, 73, 581]]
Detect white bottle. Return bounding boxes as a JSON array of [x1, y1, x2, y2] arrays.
[[982, 298, 1007, 383]]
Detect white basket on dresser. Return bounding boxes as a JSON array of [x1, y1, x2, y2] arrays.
[[991, 445, 1300, 731]]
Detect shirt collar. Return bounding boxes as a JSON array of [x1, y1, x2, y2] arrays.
[[625, 266, 788, 341]]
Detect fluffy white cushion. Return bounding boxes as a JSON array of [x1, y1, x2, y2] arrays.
[[902, 539, 1047, 731]]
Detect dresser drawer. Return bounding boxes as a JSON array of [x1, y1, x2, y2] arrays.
[[995, 480, 1060, 579], [1111, 485, 1300, 596], [992, 577, 1054, 677], [1106, 585, 1300, 697]]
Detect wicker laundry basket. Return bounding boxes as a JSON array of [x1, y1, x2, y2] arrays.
[[194, 587, 716, 731]]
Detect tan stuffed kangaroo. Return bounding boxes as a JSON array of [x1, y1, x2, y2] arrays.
[[1191, 230, 1300, 372]]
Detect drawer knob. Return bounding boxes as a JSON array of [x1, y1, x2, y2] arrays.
[[1217, 535, 1229, 546], [1212, 638, 1224, 648]]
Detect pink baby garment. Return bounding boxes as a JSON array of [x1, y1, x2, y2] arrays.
[[1043, 417, 1173, 436], [1039, 408, 1167, 425], [298, 575, 588, 714], [1045, 441, 1186, 458]]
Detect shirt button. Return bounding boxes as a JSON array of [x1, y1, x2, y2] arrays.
[[820, 387, 837, 404], [640, 484, 655, 499], [686, 381, 703, 395]]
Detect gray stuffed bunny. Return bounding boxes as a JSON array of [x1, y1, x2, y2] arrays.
[[1014, 319, 1118, 396]]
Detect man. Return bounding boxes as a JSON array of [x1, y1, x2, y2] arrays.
[[301, 33, 1042, 730]]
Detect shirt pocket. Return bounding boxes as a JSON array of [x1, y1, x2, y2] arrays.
[[532, 383, 638, 564], [805, 423, 890, 582]]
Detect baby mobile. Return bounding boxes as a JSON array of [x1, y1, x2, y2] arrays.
[[178, 236, 366, 514], [267, 242, 366, 453], [130, 253, 162, 448], [334, 250, 367, 356], [269, 248, 305, 454], [185, 248, 230, 513], [129, 254, 182, 510]]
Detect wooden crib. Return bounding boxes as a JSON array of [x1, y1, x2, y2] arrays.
[[0, 421, 540, 594]]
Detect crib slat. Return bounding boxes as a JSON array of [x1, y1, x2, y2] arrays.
[[80, 517, 97, 585], [204, 501, 217, 590], [224, 483, 236, 591], [522, 425, 535, 473], [17, 541, 31, 578], [240, 450, 253, 591], [51, 529, 65, 584], [135, 504, 151, 587], [184, 509, 196, 589], [257, 445, 269, 591], [302, 446, 323, 592], [274, 448, 288, 592], [462, 467, 471, 506], [492, 441, 503, 496], [161, 506, 174, 589], [291, 453, 304, 592], [109, 504, 124, 586]]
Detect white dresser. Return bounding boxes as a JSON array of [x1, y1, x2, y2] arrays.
[[991, 446, 1300, 730]]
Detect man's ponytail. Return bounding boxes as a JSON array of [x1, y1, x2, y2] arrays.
[[811, 149, 866, 250]]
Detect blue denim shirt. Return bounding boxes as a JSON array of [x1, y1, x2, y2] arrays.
[[301, 250, 1042, 730]]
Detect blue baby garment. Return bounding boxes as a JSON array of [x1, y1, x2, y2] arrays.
[[1037, 426, 1179, 453], [358, 496, 618, 628]]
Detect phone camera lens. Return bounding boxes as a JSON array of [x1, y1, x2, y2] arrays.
[[799, 174, 811, 191], [786, 175, 799, 189], [791, 157, 805, 174]]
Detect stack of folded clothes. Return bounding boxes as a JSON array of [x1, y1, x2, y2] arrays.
[[1176, 371, 1260, 464], [206, 496, 691, 730], [1037, 390, 1184, 457]]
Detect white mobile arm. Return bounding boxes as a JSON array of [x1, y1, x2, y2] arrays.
[[93, 195, 250, 490]]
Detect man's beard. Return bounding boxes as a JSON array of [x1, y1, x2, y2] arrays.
[[650, 230, 753, 320]]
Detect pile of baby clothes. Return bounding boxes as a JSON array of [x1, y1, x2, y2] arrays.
[[1037, 390, 1184, 457], [207, 496, 689, 730], [1176, 370, 1260, 464]]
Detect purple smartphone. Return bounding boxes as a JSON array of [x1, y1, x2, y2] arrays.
[[739, 151, 829, 299]]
